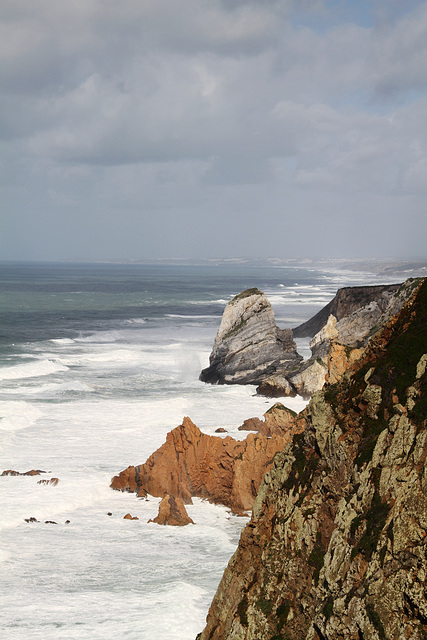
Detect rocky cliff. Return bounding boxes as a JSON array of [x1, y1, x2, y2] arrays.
[[197, 278, 427, 640], [246, 280, 419, 399], [292, 283, 402, 338], [111, 413, 302, 515], [200, 288, 302, 385]]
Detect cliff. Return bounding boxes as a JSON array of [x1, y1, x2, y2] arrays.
[[197, 278, 427, 640], [262, 279, 421, 398], [110, 414, 302, 515], [292, 283, 402, 338], [200, 288, 302, 385], [200, 282, 419, 399]]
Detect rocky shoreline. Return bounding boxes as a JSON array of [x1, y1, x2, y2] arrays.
[[195, 277, 426, 639], [107, 276, 426, 637]]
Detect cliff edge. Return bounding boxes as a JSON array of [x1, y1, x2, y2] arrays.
[[197, 278, 427, 640]]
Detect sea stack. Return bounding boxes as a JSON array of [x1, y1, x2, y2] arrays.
[[200, 288, 302, 385]]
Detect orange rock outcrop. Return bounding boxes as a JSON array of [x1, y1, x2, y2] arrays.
[[238, 402, 298, 437], [111, 416, 302, 514], [325, 341, 363, 385], [148, 494, 194, 526]]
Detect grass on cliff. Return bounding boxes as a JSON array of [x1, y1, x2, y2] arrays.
[[265, 403, 297, 418], [230, 288, 263, 304]]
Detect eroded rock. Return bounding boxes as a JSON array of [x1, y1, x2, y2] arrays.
[[238, 403, 299, 438], [148, 494, 194, 526], [2, 469, 47, 476], [200, 288, 302, 385], [111, 416, 302, 514]]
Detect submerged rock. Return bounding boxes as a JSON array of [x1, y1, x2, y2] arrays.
[[2, 469, 47, 476], [200, 288, 302, 385], [37, 477, 59, 486], [148, 494, 194, 526]]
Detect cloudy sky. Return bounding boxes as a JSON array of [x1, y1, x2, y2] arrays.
[[1, 0, 426, 261]]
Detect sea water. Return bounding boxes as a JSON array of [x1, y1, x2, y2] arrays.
[[0, 262, 395, 639]]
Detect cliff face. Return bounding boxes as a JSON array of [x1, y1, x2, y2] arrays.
[[197, 279, 427, 640], [200, 288, 302, 385], [293, 283, 402, 338], [261, 279, 421, 398]]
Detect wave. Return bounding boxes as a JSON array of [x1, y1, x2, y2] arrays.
[[75, 330, 128, 344], [0, 359, 69, 381], [166, 314, 219, 319], [122, 318, 147, 325], [0, 401, 43, 432], [50, 338, 75, 345], [189, 299, 230, 305], [1, 380, 94, 397]]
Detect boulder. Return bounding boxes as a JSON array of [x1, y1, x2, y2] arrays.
[[256, 375, 296, 397], [200, 288, 302, 385], [148, 494, 194, 526], [123, 513, 139, 520]]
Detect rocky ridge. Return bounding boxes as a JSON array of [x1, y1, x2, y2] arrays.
[[196, 278, 427, 640], [110, 409, 302, 516]]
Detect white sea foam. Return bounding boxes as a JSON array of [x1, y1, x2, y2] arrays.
[[166, 314, 219, 319], [122, 318, 147, 325], [0, 380, 94, 397], [75, 330, 125, 343], [0, 359, 69, 381], [0, 401, 43, 432]]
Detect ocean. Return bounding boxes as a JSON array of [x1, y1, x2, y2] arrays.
[[0, 261, 397, 639]]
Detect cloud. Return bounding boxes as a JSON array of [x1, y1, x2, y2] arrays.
[[0, 0, 426, 260]]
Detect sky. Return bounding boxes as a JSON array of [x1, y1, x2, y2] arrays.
[[1, 0, 426, 262]]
